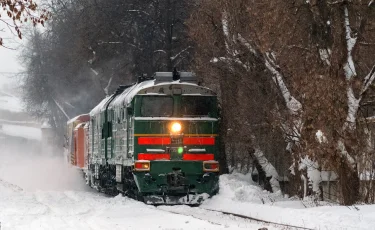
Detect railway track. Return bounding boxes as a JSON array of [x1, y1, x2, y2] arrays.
[[157, 205, 314, 230], [91, 186, 314, 229], [202, 207, 313, 230]]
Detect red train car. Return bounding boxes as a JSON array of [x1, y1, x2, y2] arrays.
[[65, 114, 90, 168]]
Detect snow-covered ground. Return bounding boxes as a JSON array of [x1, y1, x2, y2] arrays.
[[1, 127, 375, 229], [201, 173, 375, 230], [0, 124, 41, 140], [2, 151, 375, 230], [0, 91, 23, 113]]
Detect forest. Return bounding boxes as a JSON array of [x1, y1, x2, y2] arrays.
[[1, 0, 375, 206]]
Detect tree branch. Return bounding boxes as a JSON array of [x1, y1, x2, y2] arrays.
[[361, 64, 375, 95], [343, 6, 357, 80]]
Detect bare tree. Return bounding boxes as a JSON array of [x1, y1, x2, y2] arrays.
[[0, 0, 50, 47], [189, 0, 375, 204], [21, 0, 196, 139]]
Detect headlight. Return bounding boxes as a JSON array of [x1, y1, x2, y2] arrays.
[[171, 122, 182, 133], [134, 161, 150, 171], [203, 161, 219, 172]]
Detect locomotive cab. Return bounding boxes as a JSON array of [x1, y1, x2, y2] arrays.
[[130, 74, 219, 204]]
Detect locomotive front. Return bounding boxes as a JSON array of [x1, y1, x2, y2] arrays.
[[131, 73, 219, 204]]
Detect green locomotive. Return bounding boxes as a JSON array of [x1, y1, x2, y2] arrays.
[[86, 71, 219, 204]]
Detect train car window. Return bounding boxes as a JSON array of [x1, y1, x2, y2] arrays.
[[181, 96, 212, 117], [141, 96, 173, 117]]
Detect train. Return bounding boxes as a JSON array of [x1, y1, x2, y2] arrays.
[[64, 71, 220, 204]]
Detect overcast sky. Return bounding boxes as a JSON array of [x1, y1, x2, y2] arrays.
[[0, 15, 26, 72], [0, 15, 27, 90]]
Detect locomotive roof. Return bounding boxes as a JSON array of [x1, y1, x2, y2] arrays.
[[89, 96, 113, 116], [90, 79, 215, 116], [110, 79, 215, 109]]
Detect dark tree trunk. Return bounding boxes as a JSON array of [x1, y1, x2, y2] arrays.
[[339, 159, 360, 205], [218, 107, 229, 174]]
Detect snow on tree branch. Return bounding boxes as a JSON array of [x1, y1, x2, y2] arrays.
[[237, 33, 256, 55], [221, 11, 240, 58], [235, 31, 302, 115], [338, 139, 356, 166], [319, 48, 331, 66], [218, 13, 251, 71], [52, 98, 70, 120], [211, 57, 250, 71], [170, 46, 191, 61], [264, 52, 302, 115], [222, 11, 229, 41], [104, 77, 113, 96], [345, 86, 360, 128], [343, 6, 357, 80]]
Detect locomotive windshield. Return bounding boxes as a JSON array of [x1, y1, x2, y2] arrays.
[[141, 96, 173, 117], [181, 96, 214, 117]]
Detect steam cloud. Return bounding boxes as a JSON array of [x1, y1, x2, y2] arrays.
[[0, 137, 89, 192]]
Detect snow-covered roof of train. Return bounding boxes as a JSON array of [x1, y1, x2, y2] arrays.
[[110, 79, 215, 108], [90, 78, 215, 116], [67, 114, 90, 124], [89, 96, 112, 116]]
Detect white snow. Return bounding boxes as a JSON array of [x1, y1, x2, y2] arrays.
[[0, 124, 41, 140], [0, 91, 23, 112], [221, 11, 230, 52], [264, 52, 302, 115], [343, 6, 357, 80], [89, 95, 112, 116], [315, 130, 326, 143], [300, 157, 322, 195], [200, 173, 375, 230], [41, 121, 52, 129], [319, 48, 331, 66], [253, 147, 281, 192]]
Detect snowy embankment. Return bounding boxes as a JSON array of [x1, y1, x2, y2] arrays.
[[0, 124, 41, 140], [200, 173, 375, 230]]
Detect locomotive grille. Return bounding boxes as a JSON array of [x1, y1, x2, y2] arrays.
[[167, 170, 187, 189]]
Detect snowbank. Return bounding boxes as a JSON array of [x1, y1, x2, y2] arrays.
[[0, 124, 41, 140], [0, 91, 23, 113], [202, 173, 375, 230]]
